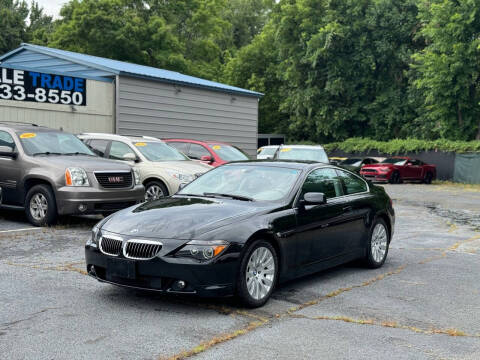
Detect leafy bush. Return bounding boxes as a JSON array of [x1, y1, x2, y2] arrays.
[[324, 138, 480, 154]]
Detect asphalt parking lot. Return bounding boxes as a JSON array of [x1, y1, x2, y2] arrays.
[[1, 184, 479, 360]]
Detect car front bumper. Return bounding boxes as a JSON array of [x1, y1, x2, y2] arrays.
[[85, 245, 237, 297], [361, 173, 390, 182], [55, 185, 145, 215]]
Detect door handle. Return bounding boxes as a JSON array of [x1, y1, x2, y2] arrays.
[[342, 206, 353, 212]]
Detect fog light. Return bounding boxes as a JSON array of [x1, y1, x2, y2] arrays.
[[78, 204, 87, 212], [174, 280, 186, 290], [89, 265, 97, 276]]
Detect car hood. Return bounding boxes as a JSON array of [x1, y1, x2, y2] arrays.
[[146, 161, 212, 174], [102, 196, 272, 239], [32, 155, 132, 172]]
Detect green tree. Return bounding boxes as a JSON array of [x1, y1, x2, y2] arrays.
[[413, 0, 480, 140]]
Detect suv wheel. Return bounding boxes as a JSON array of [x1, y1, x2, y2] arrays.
[[144, 181, 168, 201], [25, 185, 57, 226]]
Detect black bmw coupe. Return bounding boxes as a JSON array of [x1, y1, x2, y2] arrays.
[[86, 161, 395, 307]]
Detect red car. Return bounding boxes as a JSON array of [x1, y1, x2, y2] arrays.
[[360, 157, 436, 184], [164, 139, 250, 167]]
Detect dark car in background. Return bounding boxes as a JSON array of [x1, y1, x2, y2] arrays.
[[86, 161, 394, 307], [339, 157, 381, 173], [360, 157, 436, 184], [0, 123, 144, 226], [164, 139, 250, 167]]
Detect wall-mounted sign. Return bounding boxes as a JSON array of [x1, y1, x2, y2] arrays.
[[0, 67, 86, 106]]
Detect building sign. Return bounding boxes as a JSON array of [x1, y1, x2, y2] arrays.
[[0, 67, 86, 106]]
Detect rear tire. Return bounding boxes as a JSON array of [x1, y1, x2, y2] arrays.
[[423, 172, 433, 184], [364, 219, 390, 268], [237, 240, 278, 308], [25, 184, 57, 226]]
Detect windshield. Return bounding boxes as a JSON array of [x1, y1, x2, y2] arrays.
[[178, 165, 301, 201], [18, 131, 95, 156], [134, 142, 189, 161], [277, 147, 329, 163], [381, 158, 407, 165], [209, 144, 249, 161], [341, 158, 362, 166]]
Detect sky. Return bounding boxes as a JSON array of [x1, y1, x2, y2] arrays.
[[36, 0, 68, 18]]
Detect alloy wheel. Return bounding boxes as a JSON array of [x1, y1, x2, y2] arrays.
[[145, 185, 164, 201], [30, 193, 48, 221], [371, 223, 388, 263], [245, 246, 275, 300]]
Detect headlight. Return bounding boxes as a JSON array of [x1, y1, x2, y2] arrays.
[[165, 169, 195, 183], [133, 168, 140, 185], [174, 240, 228, 261], [90, 225, 101, 245], [65, 167, 89, 186]]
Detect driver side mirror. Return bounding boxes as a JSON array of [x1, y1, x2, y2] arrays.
[[122, 153, 137, 162], [200, 155, 213, 164], [406, 162, 413, 166], [0, 146, 17, 159], [303, 192, 326, 205]]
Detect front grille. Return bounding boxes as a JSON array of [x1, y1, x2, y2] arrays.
[[99, 236, 123, 256], [124, 240, 162, 260], [95, 171, 133, 189], [362, 169, 377, 174]]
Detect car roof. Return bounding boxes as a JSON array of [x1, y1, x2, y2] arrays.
[[78, 133, 163, 143], [226, 160, 330, 170], [0, 123, 64, 133], [164, 139, 232, 145], [259, 144, 325, 149]]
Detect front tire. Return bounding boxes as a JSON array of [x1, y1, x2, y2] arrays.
[[144, 180, 168, 202], [25, 184, 57, 226], [389, 171, 400, 184], [364, 219, 390, 268], [237, 240, 278, 308]]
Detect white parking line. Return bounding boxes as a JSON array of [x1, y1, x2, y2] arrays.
[[0, 227, 42, 234]]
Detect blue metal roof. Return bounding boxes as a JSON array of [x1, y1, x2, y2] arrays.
[[0, 43, 263, 97]]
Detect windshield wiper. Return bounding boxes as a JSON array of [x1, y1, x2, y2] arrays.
[[32, 152, 62, 156], [62, 152, 97, 156], [203, 192, 254, 201]]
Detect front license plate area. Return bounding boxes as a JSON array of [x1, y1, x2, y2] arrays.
[[107, 258, 136, 280]]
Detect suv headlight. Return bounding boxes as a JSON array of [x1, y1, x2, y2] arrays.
[[133, 168, 140, 185], [165, 169, 195, 183], [174, 240, 228, 261], [65, 167, 89, 186]]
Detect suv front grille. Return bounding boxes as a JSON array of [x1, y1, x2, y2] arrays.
[[99, 235, 123, 256], [95, 171, 133, 189], [124, 240, 162, 260]]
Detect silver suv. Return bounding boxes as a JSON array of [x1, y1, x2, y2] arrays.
[[78, 133, 212, 201], [0, 123, 144, 226]]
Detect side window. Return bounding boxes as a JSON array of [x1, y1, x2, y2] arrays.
[[301, 168, 344, 199], [168, 142, 189, 154], [88, 139, 109, 157], [109, 141, 134, 160], [336, 170, 368, 195], [0, 131, 15, 151], [188, 143, 210, 160]]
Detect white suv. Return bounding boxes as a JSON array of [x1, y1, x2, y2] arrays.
[[79, 133, 212, 201], [257, 145, 329, 163]]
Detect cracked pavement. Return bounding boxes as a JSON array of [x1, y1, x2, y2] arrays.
[[0, 184, 479, 359]]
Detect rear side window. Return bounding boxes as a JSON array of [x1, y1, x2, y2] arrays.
[[188, 143, 210, 160], [0, 131, 15, 150], [301, 168, 344, 199], [336, 170, 368, 195], [88, 139, 109, 157]]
